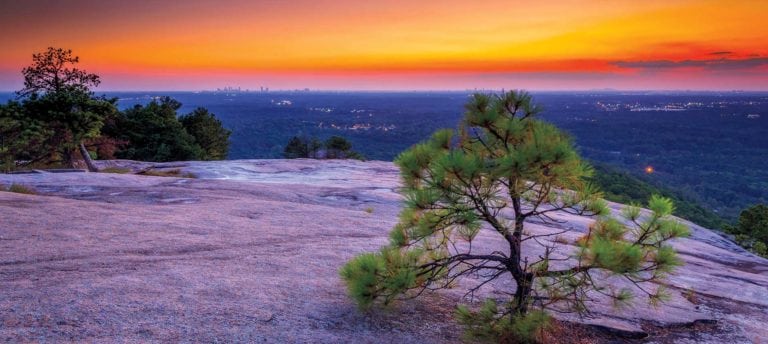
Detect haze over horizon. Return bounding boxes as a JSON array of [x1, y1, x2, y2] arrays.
[[1, 0, 767, 91]]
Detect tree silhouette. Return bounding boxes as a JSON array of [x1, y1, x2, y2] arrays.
[[18, 48, 100, 97], [324, 135, 353, 159], [11, 47, 114, 171]]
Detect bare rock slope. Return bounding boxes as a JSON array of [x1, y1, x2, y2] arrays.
[[1, 159, 766, 343]]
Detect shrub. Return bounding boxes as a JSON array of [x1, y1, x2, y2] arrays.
[[105, 97, 204, 162], [728, 204, 768, 257], [753, 241, 767, 257], [8, 183, 37, 194], [284, 135, 364, 160], [139, 169, 196, 178], [683, 287, 698, 304], [457, 301, 551, 343], [101, 167, 132, 174]]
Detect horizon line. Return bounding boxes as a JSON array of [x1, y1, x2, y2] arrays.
[[2, 88, 768, 94]]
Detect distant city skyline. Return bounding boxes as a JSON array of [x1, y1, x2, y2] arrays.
[[1, 0, 767, 91]]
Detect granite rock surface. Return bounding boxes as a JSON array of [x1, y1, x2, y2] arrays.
[[1, 159, 766, 343]]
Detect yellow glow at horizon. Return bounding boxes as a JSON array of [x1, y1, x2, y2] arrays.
[[1, 0, 766, 74]]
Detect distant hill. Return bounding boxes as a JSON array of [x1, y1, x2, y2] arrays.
[[2, 91, 765, 221], [589, 162, 725, 229]]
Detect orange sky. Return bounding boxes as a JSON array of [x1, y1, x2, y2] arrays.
[[1, 0, 766, 90]]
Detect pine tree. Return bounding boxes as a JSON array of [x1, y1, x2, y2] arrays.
[[10, 47, 116, 171], [728, 204, 768, 257], [179, 107, 231, 160], [340, 91, 689, 341], [324, 135, 353, 159], [284, 136, 311, 158], [108, 97, 203, 162]]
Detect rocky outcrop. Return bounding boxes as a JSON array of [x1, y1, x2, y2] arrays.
[[1, 159, 766, 343]]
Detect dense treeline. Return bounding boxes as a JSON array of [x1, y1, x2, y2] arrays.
[[179, 108, 231, 160], [103, 97, 230, 162], [0, 48, 116, 171], [591, 164, 768, 257], [588, 163, 724, 229], [726, 204, 768, 257], [0, 48, 230, 172], [1, 95, 231, 168]]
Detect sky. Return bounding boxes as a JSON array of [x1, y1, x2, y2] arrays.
[[0, 0, 767, 91]]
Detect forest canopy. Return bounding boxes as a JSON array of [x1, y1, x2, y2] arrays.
[[103, 97, 231, 162]]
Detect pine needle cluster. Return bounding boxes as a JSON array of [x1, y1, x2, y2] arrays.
[[340, 91, 689, 342]]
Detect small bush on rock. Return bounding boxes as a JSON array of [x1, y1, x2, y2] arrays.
[[8, 184, 37, 194]]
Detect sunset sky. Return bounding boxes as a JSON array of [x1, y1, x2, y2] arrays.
[[1, 0, 766, 91]]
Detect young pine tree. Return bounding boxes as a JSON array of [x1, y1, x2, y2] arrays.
[[340, 91, 689, 342]]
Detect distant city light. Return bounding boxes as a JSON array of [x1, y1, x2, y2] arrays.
[[645, 166, 655, 174]]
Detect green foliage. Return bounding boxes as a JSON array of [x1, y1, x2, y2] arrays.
[[283, 135, 322, 158], [100, 167, 132, 174], [340, 90, 689, 341], [727, 204, 768, 257], [456, 300, 551, 343], [753, 241, 767, 257], [325, 135, 352, 157], [574, 196, 688, 289], [588, 163, 724, 229], [105, 97, 204, 162], [1, 49, 229, 166], [7, 184, 37, 195], [284, 136, 305, 158], [179, 107, 231, 160], [648, 194, 674, 216], [139, 169, 196, 178], [732, 204, 768, 244], [0, 100, 47, 171], [1, 47, 117, 169], [21, 90, 117, 159], [339, 248, 421, 309], [339, 253, 382, 309]]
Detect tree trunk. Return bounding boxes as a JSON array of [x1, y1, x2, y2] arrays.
[[509, 199, 531, 314], [61, 149, 74, 168], [78, 142, 98, 172], [513, 272, 534, 315]]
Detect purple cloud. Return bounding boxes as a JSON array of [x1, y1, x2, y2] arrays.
[[611, 57, 768, 70]]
